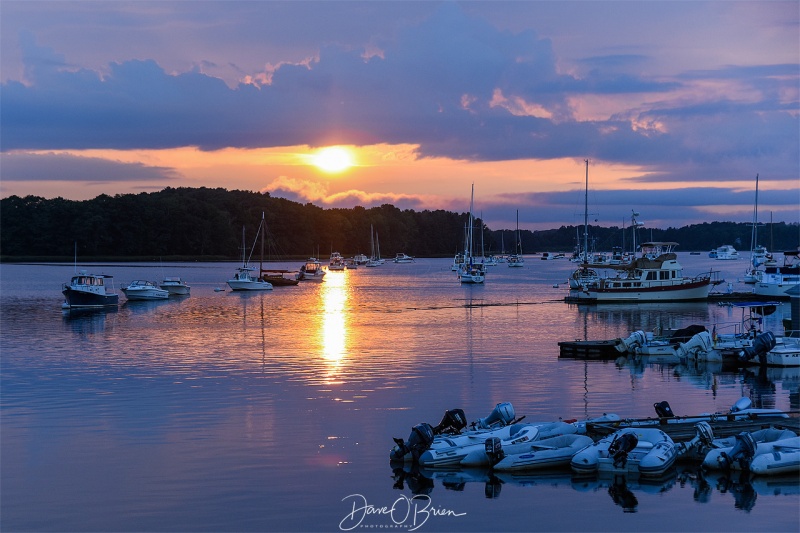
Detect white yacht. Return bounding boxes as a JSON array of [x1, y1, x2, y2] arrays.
[[160, 277, 191, 295], [122, 280, 169, 300]]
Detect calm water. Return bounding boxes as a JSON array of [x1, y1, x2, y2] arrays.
[[2, 256, 798, 532]]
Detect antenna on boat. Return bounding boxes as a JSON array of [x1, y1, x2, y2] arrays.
[[73, 241, 77, 274]]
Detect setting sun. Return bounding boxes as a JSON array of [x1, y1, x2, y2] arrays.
[[312, 146, 354, 173]]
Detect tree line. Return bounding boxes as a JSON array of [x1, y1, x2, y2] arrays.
[[1, 187, 798, 260]]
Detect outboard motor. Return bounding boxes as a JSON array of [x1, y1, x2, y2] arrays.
[[615, 331, 647, 354], [432, 409, 467, 435], [390, 423, 435, 463], [729, 397, 752, 413], [608, 432, 639, 469], [474, 402, 516, 430], [654, 401, 675, 418], [718, 432, 757, 470], [676, 331, 713, 359], [484, 437, 505, 466], [738, 331, 777, 365], [677, 422, 715, 457]]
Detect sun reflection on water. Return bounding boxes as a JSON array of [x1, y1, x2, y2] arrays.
[[321, 271, 349, 380]]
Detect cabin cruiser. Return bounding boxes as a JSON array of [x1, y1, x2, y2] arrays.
[[754, 250, 799, 299], [567, 242, 714, 303], [159, 277, 191, 295], [296, 258, 326, 281], [121, 280, 170, 300], [328, 252, 346, 271], [62, 270, 119, 309], [712, 244, 740, 260], [393, 253, 415, 263]]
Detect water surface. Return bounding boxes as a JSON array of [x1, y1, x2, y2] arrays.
[[2, 256, 798, 531]]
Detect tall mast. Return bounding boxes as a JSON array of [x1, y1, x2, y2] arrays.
[[260, 212, 265, 274], [583, 159, 589, 264]]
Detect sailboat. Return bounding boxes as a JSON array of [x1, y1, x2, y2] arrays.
[[744, 174, 769, 284], [366, 225, 383, 267], [457, 184, 486, 283], [507, 210, 524, 267], [568, 160, 598, 288], [227, 213, 274, 291]]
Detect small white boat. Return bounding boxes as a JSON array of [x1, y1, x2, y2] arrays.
[[393, 253, 414, 263], [227, 266, 273, 291], [420, 424, 541, 468], [328, 252, 347, 271], [296, 257, 326, 281], [712, 244, 740, 260], [703, 431, 800, 476], [121, 280, 169, 300], [491, 434, 595, 471], [571, 428, 678, 477], [159, 277, 190, 295]]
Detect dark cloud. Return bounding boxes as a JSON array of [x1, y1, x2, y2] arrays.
[[1, 152, 179, 182]]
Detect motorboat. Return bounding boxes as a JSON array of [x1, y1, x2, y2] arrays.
[[420, 423, 541, 468], [296, 258, 326, 281], [260, 270, 300, 286], [62, 270, 119, 309], [227, 266, 273, 291], [390, 403, 518, 463], [491, 434, 594, 471], [566, 241, 715, 303], [121, 280, 169, 300], [328, 252, 346, 271], [753, 250, 799, 299], [702, 430, 800, 476], [393, 253, 414, 263], [352, 253, 369, 265], [227, 213, 274, 291], [159, 277, 190, 295], [712, 245, 740, 260], [738, 331, 800, 367], [571, 427, 679, 477]]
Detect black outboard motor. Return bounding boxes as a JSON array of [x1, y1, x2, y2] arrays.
[[432, 409, 467, 435], [654, 401, 674, 418], [608, 432, 639, 469], [484, 437, 505, 466], [718, 432, 757, 470], [738, 331, 777, 365], [390, 423, 435, 463]]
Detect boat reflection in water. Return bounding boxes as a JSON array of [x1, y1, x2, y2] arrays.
[[62, 306, 118, 336], [390, 463, 799, 513]]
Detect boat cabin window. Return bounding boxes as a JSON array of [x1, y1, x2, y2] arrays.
[[646, 272, 657, 281], [660, 271, 669, 280]]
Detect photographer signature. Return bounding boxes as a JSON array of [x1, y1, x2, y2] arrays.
[[339, 493, 466, 531]]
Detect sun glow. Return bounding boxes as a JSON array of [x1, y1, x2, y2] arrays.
[[312, 146, 354, 173]]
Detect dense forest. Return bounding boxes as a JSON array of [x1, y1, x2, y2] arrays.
[[1, 187, 798, 260]]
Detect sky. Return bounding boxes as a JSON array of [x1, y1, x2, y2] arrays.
[[1, 1, 798, 231]]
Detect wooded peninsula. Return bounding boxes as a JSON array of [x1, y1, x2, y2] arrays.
[[1, 187, 798, 261]]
